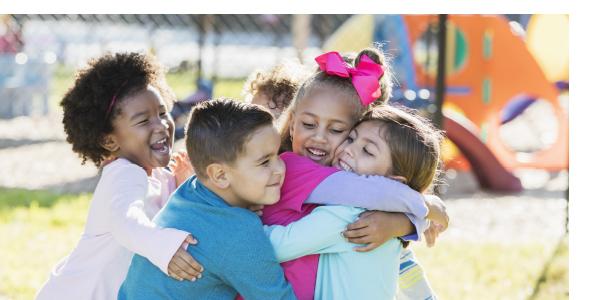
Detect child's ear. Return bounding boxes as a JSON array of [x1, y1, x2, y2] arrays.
[[100, 134, 120, 153], [206, 163, 230, 189], [390, 175, 408, 185]]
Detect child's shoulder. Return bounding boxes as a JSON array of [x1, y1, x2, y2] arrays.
[[279, 151, 339, 177]]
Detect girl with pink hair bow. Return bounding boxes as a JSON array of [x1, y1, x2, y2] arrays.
[[242, 48, 448, 300]]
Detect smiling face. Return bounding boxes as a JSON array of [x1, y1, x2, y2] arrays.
[[333, 120, 393, 177], [106, 85, 174, 173], [289, 87, 359, 166], [225, 124, 286, 207]]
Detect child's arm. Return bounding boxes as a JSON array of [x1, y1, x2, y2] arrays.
[[305, 171, 428, 218], [343, 195, 449, 251], [264, 206, 369, 262], [107, 164, 202, 280]]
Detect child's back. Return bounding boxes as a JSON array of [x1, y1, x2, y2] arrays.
[[312, 207, 403, 299], [120, 177, 294, 299]]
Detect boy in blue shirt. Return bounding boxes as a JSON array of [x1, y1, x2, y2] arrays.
[[119, 99, 296, 300]]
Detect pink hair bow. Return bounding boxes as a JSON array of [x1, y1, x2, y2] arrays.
[[315, 51, 384, 106]]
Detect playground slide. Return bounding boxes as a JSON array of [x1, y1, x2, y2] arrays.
[[444, 112, 523, 193]]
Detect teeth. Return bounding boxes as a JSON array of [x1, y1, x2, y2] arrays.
[[339, 160, 352, 172], [151, 138, 169, 153], [307, 148, 326, 156]]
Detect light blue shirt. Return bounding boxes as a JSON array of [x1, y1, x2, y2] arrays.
[[264, 205, 404, 300]]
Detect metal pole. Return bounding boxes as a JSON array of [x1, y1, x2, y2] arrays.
[[433, 14, 447, 128]]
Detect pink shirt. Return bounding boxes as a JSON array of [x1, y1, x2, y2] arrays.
[[261, 152, 339, 300]]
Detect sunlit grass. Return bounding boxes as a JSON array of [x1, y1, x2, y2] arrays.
[[411, 239, 567, 299], [0, 188, 91, 300]]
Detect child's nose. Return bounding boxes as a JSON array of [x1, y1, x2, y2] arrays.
[[343, 145, 354, 158], [312, 128, 327, 143], [153, 118, 170, 131]]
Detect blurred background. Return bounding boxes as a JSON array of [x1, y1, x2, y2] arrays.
[[0, 14, 568, 299]]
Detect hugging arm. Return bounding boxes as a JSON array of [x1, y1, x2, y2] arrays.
[[305, 171, 428, 218], [264, 206, 361, 262], [344, 195, 447, 251], [107, 165, 198, 278]]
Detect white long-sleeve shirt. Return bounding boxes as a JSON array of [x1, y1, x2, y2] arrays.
[[36, 158, 189, 300]]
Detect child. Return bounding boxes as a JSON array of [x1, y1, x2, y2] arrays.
[[36, 52, 203, 300], [258, 48, 447, 300], [265, 104, 446, 299], [118, 99, 296, 300], [243, 61, 310, 120]]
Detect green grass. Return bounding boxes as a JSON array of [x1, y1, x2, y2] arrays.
[[411, 239, 568, 299], [529, 237, 569, 300], [0, 188, 90, 300], [0, 188, 568, 300]]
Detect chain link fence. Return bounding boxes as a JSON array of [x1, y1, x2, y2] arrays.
[[1, 14, 532, 119], [1, 14, 361, 118]]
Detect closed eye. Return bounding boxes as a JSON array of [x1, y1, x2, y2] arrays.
[[302, 122, 315, 129], [363, 147, 373, 156]]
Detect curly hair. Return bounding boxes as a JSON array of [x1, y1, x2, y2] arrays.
[[243, 62, 309, 112], [61, 52, 176, 167]]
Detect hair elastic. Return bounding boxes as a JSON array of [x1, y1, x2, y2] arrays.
[[105, 80, 129, 121]]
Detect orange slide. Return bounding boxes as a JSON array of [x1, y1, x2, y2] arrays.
[[404, 15, 568, 172], [444, 112, 523, 192]]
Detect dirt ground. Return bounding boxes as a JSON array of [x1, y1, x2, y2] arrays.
[[0, 114, 568, 246]]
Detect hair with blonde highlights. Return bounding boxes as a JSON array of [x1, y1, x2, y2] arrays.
[[278, 47, 393, 153]]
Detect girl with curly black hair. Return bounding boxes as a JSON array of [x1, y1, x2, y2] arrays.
[[36, 52, 203, 300]]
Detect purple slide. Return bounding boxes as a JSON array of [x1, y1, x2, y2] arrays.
[[443, 112, 523, 193]]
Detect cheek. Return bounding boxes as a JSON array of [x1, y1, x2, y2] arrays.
[[291, 127, 307, 149]]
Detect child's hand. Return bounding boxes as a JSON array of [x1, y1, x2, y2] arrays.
[[168, 235, 204, 281], [424, 196, 449, 232], [169, 151, 195, 187], [342, 211, 414, 252], [249, 205, 264, 216], [423, 222, 445, 247]]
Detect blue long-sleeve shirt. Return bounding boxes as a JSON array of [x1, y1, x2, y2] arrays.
[[118, 177, 296, 300]]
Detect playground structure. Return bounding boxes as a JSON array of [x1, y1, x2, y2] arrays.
[[325, 14, 569, 192], [0, 54, 53, 118]]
